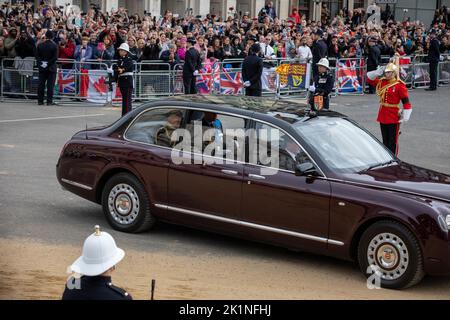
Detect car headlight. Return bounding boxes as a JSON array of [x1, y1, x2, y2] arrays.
[[438, 214, 450, 232]]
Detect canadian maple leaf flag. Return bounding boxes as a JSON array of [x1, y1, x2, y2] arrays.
[[80, 69, 122, 104]]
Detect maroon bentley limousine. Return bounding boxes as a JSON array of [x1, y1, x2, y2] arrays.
[[57, 95, 450, 289]]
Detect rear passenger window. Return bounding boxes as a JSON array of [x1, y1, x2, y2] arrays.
[[125, 108, 186, 147], [185, 111, 247, 160]]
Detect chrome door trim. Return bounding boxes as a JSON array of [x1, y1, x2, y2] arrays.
[[248, 173, 266, 180], [61, 178, 93, 191], [221, 169, 239, 175], [155, 203, 344, 246]]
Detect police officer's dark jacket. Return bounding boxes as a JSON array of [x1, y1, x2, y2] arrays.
[[312, 71, 334, 109], [36, 39, 58, 73], [242, 53, 263, 89], [428, 37, 441, 63], [183, 47, 201, 76], [62, 276, 132, 300], [114, 55, 134, 87]]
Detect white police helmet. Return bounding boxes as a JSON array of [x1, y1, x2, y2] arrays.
[[117, 42, 131, 53], [317, 58, 330, 70], [70, 225, 125, 276]]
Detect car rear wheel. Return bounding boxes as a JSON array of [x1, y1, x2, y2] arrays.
[[101, 173, 155, 233], [357, 220, 424, 289]]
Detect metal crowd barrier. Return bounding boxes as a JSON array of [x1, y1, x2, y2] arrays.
[[438, 54, 450, 87], [1, 55, 449, 103]]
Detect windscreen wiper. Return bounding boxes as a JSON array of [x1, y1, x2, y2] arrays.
[[362, 159, 398, 172]]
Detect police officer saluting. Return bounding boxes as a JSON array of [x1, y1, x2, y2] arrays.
[[114, 43, 134, 116], [183, 37, 201, 94], [242, 43, 263, 96], [62, 225, 132, 300], [36, 30, 58, 106], [308, 58, 334, 110]]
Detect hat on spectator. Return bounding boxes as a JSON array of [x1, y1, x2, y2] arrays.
[[118, 42, 131, 53], [314, 29, 324, 37], [187, 37, 196, 45], [45, 30, 54, 39]]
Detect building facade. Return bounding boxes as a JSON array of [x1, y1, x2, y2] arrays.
[[45, 0, 446, 26]]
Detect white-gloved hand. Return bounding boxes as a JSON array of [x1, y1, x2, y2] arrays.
[[399, 108, 412, 123], [106, 66, 114, 74], [41, 61, 48, 68], [193, 70, 199, 76], [440, 55, 444, 61], [308, 85, 316, 92], [243, 81, 251, 87], [367, 66, 384, 80]]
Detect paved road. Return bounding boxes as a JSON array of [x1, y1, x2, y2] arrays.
[[0, 89, 449, 299]]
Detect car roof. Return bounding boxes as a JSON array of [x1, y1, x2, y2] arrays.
[[159, 95, 346, 118]]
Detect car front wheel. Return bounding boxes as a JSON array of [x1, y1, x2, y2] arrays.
[[101, 172, 155, 233], [357, 220, 424, 289]]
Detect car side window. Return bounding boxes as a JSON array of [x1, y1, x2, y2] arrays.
[[254, 122, 310, 172], [125, 108, 186, 148], [185, 110, 247, 160]]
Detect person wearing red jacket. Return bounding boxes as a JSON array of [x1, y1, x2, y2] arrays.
[[366, 60, 412, 155], [58, 33, 75, 69]]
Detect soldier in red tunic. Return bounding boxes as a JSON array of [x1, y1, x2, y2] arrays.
[[366, 57, 412, 155]]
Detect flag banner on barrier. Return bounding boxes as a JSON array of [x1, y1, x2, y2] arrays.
[[275, 63, 310, 89], [196, 61, 220, 94], [414, 64, 430, 83], [399, 56, 412, 83], [337, 59, 363, 93], [219, 68, 243, 95], [80, 69, 121, 103], [55, 69, 76, 94], [439, 61, 450, 83], [261, 67, 278, 92]]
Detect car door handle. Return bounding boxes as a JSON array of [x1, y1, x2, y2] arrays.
[[248, 174, 266, 180], [221, 169, 239, 175]]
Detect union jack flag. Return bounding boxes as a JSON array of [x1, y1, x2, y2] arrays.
[[196, 62, 220, 94], [56, 69, 76, 94], [337, 59, 363, 93], [219, 68, 243, 95]]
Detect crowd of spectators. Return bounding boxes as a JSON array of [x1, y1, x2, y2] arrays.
[[0, 0, 449, 70]]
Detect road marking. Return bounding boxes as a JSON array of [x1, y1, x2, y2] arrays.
[[0, 144, 15, 148], [0, 114, 105, 123]]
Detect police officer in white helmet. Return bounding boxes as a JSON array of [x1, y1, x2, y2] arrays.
[[308, 58, 334, 110], [62, 225, 132, 300]]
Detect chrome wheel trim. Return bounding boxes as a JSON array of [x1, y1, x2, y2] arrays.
[[108, 184, 140, 225], [367, 232, 409, 281]]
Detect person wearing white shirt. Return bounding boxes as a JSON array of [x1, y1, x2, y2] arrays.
[[296, 37, 312, 63], [260, 36, 276, 60]]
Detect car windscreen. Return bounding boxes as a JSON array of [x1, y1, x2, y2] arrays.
[[292, 117, 393, 173]]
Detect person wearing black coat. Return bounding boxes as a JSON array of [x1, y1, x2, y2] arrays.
[[426, 30, 441, 91], [36, 30, 58, 105], [311, 29, 328, 78], [366, 37, 381, 94], [114, 43, 135, 116], [183, 38, 202, 94], [242, 43, 263, 96]]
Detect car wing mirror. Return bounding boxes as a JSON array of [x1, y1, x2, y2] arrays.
[[295, 162, 317, 176]]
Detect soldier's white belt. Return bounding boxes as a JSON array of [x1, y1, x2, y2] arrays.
[[119, 72, 133, 77]]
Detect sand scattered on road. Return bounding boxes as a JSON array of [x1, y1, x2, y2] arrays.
[[1, 237, 449, 300]]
